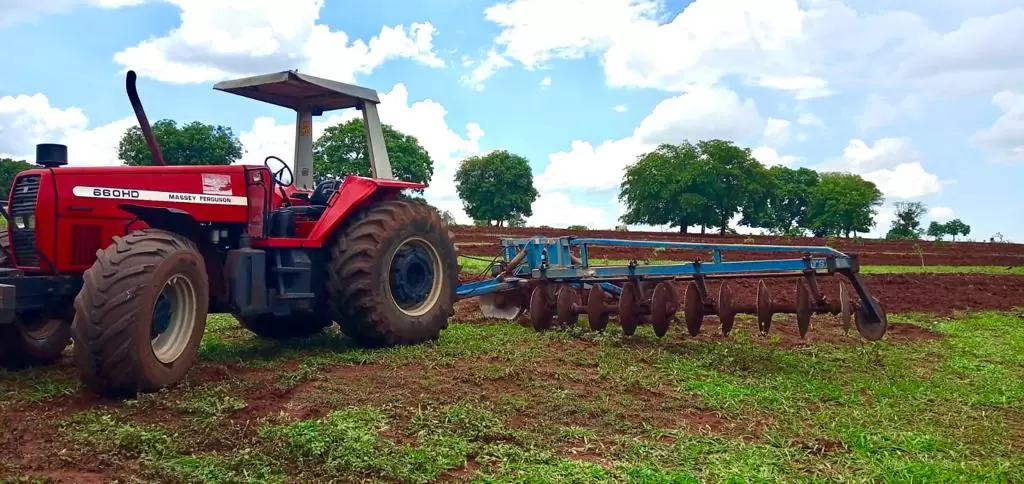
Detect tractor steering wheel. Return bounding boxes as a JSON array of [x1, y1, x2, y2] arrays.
[[264, 156, 293, 207]]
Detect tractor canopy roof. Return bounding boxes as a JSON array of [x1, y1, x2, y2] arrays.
[[213, 70, 380, 114]]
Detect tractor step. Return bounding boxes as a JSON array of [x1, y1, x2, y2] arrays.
[[275, 292, 316, 300], [271, 266, 307, 274]]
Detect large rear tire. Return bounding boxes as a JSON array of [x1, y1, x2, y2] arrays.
[[236, 312, 332, 340], [72, 229, 209, 398], [326, 199, 458, 347]]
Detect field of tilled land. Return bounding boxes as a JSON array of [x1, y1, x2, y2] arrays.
[[1, 227, 1023, 482]]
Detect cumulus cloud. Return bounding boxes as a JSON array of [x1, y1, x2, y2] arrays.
[[858, 93, 923, 132], [752, 146, 796, 167], [112, 0, 443, 84], [527, 192, 611, 229], [534, 85, 760, 192], [0, 0, 142, 27], [927, 206, 954, 222], [819, 137, 946, 199], [971, 90, 1024, 163], [762, 118, 791, 147], [0, 92, 134, 166]]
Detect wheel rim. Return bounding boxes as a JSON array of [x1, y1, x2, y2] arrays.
[[151, 273, 198, 364], [21, 314, 62, 341], [386, 236, 443, 317]]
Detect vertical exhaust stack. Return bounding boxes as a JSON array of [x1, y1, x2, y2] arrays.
[[126, 70, 166, 166]]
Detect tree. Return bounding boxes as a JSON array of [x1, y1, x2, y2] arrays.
[[455, 150, 538, 227], [619, 142, 713, 233], [439, 210, 457, 226], [741, 166, 819, 235], [118, 119, 243, 166], [314, 118, 433, 190], [943, 219, 970, 241], [0, 158, 35, 199], [885, 201, 927, 240], [697, 139, 773, 234], [926, 221, 946, 240], [805, 172, 884, 238]]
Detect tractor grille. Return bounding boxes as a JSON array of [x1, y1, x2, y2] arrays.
[[10, 174, 40, 267]]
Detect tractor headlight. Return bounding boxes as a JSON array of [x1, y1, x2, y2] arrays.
[[14, 215, 34, 229], [14, 217, 24, 229], [25, 215, 34, 229]]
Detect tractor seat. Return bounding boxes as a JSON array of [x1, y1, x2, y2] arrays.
[[285, 179, 342, 217]]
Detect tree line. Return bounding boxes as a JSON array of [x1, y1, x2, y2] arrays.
[[0, 118, 982, 242]]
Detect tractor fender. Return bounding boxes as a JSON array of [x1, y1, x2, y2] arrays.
[[304, 176, 424, 246]]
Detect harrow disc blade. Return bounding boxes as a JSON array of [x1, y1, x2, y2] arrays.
[[479, 290, 527, 320], [795, 280, 812, 339], [855, 296, 888, 341], [556, 285, 580, 327], [756, 280, 773, 335], [683, 281, 703, 337], [717, 282, 736, 336], [618, 282, 640, 336], [839, 283, 854, 334], [587, 283, 610, 331], [651, 282, 676, 338], [529, 286, 553, 331]]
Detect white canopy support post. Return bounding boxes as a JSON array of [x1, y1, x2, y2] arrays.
[[361, 101, 393, 180], [293, 109, 315, 190]]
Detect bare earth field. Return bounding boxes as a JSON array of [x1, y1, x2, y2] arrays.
[[1, 228, 1023, 482]]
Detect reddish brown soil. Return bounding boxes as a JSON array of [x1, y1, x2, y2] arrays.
[[451, 226, 1024, 267]]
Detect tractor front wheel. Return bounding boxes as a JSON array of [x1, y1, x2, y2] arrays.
[[72, 229, 209, 398], [327, 199, 458, 347], [0, 309, 72, 368]]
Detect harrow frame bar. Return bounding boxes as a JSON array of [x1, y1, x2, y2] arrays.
[[455, 236, 886, 326]]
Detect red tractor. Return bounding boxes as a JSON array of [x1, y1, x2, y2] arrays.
[[0, 70, 459, 397]]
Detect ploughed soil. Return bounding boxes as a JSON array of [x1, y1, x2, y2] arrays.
[[452, 226, 1024, 267]]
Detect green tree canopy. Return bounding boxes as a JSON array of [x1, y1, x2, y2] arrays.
[[943, 219, 971, 241], [926, 221, 946, 240], [619, 140, 768, 234], [741, 166, 819, 235], [314, 118, 432, 190], [806, 172, 884, 238], [455, 150, 538, 227], [118, 119, 243, 166], [0, 158, 35, 199], [885, 201, 927, 240]]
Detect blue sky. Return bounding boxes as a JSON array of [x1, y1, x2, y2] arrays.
[[1, 0, 1022, 242]]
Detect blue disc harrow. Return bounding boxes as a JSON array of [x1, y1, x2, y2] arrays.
[[455, 236, 888, 340]]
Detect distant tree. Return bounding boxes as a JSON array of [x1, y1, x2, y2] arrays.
[[741, 166, 819, 235], [507, 214, 527, 228], [885, 201, 927, 240], [118, 119, 243, 166], [0, 158, 35, 199], [943, 219, 971, 241], [455, 150, 538, 227], [805, 172, 884, 238], [926, 221, 946, 241], [697, 139, 773, 234], [567, 225, 589, 231], [619, 142, 712, 233], [439, 210, 457, 226], [314, 118, 432, 191]]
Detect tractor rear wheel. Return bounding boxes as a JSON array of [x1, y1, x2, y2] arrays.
[[0, 309, 73, 368], [326, 199, 458, 347], [237, 312, 332, 340], [72, 229, 209, 398]]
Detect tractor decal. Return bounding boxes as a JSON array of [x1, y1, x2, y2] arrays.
[[71, 186, 247, 206]]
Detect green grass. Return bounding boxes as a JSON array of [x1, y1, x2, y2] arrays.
[[2, 310, 1024, 482], [459, 256, 1024, 276]]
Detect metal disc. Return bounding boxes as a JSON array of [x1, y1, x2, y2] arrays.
[[587, 284, 610, 331], [556, 285, 579, 327], [795, 280, 812, 339], [756, 280, 773, 335], [651, 282, 676, 337], [717, 282, 736, 336], [479, 289, 527, 320], [855, 296, 888, 341], [683, 281, 703, 337], [839, 283, 854, 334], [529, 285, 553, 331], [618, 282, 640, 336]]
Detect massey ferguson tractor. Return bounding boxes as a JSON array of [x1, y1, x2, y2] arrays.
[[0, 70, 459, 397]]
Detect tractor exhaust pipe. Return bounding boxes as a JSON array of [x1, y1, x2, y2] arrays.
[[126, 70, 166, 166]]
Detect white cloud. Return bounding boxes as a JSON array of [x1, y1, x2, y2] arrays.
[[238, 82, 484, 205], [460, 50, 512, 91], [970, 90, 1024, 163], [755, 76, 835, 100], [613, 104, 627, 113], [113, 0, 443, 84], [0, 0, 142, 27], [820, 137, 945, 199], [527, 192, 610, 229], [752, 146, 796, 167], [858, 93, 923, 132], [0, 92, 135, 166], [540, 76, 552, 87], [762, 118, 791, 147], [797, 112, 823, 126], [927, 206, 954, 222], [535, 86, 760, 192]]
